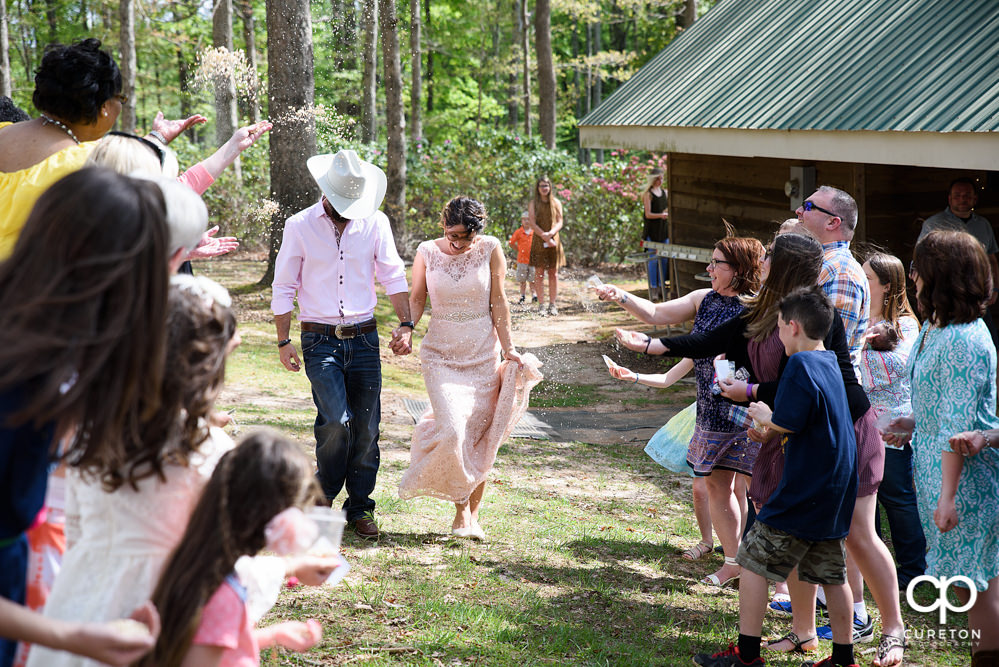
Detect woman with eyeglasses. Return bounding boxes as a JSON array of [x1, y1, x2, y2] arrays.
[[597, 232, 765, 588], [0, 39, 204, 260], [885, 231, 999, 666]]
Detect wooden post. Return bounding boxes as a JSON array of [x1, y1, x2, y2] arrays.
[[852, 163, 866, 243]]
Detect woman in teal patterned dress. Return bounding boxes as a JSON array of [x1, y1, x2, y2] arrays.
[[887, 231, 999, 664]]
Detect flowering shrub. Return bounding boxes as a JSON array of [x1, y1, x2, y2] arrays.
[[178, 125, 666, 266], [401, 128, 667, 265]]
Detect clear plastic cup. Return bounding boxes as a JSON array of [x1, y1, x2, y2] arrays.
[[585, 274, 604, 290], [305, 507, 346, 557]]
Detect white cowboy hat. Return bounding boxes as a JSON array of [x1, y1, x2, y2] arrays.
[[307, 149, 387, 220]]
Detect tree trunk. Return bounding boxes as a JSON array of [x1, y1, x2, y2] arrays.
[[237, 0, 260, 122], [589, 21, 603, 162], [360, 0, 378, 142], [519, 0, 530, 138], [118, 0, 136, 132], [534, 0, 555, 149], [213, 0, 239, 179], [329, 0, 356, 68], [679, 0, 697, 28], [380, 0, 406, 236], [408, 0, 421, 141], [424, 0, 432, 113], [262, 0, 317, 286], [0, 0, 11, 98]]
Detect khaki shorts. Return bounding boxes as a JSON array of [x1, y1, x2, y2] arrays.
[[515, 262, 536, 283], [736, 521, 847, 585]]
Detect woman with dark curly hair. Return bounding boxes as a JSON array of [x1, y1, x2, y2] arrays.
[[399, 196, 543, 539], [0, 39, 203, 259], [886, 231, 999, 666]]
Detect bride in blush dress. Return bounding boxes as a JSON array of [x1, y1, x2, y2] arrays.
[[399, 196, 542, 539]]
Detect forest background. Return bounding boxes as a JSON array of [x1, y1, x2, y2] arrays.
[[0, 0, 713, 278]]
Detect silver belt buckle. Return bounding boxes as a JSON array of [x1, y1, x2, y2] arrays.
[[334, 323, 355, 339]]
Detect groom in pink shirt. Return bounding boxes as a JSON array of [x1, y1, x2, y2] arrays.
[[271, 150, 413, 540]]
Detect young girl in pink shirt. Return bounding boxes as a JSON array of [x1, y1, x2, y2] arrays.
[[137, 432, 328, 667]]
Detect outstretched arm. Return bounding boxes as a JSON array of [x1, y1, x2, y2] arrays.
[[595, 285, 707, 327], [149, 112, 207, 143], [197, 121, 272, 180], [608, 357, 693, 388]]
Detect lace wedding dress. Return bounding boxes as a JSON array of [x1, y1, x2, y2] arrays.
[[399, 236, 542, 502]]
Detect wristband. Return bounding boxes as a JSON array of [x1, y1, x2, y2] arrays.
[[746, 383, 754, 401], [398, 321, 415, 330], [277, 338, 292, 348], [634, 374, 640, 384], [148, 129, 167, 145], [644, 336, 652, 354], [978, 429, 994, 449]]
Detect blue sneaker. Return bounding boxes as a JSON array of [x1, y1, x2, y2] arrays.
[[767, 597, 827, 617], [816, 612, 874, 643], [768, 597, 792, 615]]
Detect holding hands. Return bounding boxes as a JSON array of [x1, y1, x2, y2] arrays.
[[390, 326, 413, 355]]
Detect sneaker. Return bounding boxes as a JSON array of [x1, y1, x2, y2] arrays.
[[816, 612, 874, 643], [548, 304, 558, 316], [537, 304, 547, 315], [532, 295, 538, 303], [768, 597, 792, 615], [692, 644, 764, 666], [768, 597, 827, 618], [518, 295, 526, 304]]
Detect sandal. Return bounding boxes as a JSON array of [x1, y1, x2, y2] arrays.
[[681, 541, 713, 561], [875, 633, 906, 667], [701, 556, 741, 588], [763, 631, 818, 654]]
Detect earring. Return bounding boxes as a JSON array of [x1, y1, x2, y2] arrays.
[[884, 297, 889, 306], [102, 109, 108, 117]]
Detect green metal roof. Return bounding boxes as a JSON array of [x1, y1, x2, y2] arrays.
[[580, 0, 999, 133]]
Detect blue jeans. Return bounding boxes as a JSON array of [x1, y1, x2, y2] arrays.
[[302, 329, 382, 521], [875, 445, 926, 588], [645, 236, 669, 289]]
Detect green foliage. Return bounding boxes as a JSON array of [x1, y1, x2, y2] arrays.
[[170, 132, 274, 251], [401, 127, 666, 265]]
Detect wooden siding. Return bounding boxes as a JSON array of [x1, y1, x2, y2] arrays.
[[667, 152, 999, 295]]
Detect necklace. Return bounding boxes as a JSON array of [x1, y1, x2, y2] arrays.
[[40, 114, 80, 144]]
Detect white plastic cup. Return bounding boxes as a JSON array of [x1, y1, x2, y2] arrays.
[[586, 274, 604, 290]]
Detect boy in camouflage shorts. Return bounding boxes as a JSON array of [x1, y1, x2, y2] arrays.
[[694, 287, 859, 667]]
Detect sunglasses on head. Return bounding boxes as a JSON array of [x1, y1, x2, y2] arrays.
[[107, 131, 165, 168]]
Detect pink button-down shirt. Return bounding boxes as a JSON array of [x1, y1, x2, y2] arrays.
[[270, 201, 408, 324]]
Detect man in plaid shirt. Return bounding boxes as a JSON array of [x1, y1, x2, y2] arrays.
[[796, 186, 869, 370]]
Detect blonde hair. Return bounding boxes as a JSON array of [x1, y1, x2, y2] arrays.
[[645, 168, 664, 193], [87, 133, 180, 178]]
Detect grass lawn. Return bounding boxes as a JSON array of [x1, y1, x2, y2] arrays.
[[201, 258, 972, 666]]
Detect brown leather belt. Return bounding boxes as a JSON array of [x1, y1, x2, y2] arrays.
[[300, 319, 377, 339]]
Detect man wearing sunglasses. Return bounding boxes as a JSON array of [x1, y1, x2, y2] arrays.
[[796, 186, 869, 369]]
